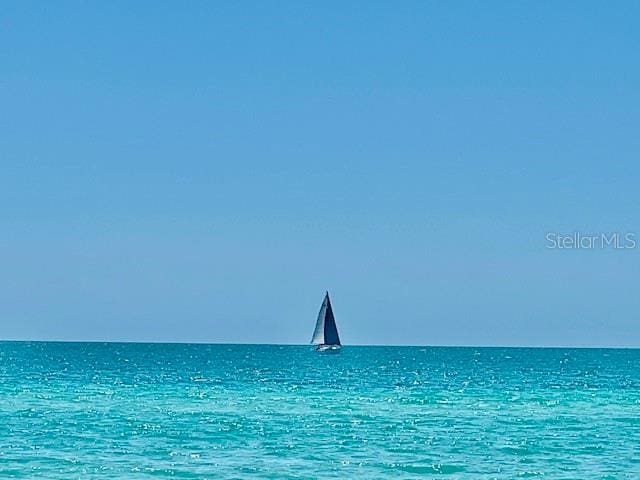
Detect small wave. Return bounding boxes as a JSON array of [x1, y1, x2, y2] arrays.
[[394, 463, 465, 475]]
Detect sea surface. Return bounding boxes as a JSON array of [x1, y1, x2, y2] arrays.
[[1, 343, 639, 479]]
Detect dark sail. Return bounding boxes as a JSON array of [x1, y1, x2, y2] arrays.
[[311, 292, 341, 346]]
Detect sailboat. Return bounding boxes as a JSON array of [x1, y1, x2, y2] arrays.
[[310, 291, 341, 352]]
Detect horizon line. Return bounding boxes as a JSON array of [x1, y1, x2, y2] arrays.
[[1, 339, 639, 350]]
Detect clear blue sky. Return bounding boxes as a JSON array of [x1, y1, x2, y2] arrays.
[[2, 1, 639, 346]]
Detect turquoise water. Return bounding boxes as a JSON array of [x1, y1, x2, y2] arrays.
[[1, 343, 639, 479]]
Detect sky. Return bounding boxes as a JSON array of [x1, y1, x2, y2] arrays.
[[1, 1, 639, 346]]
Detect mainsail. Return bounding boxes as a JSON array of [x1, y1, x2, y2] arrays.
[[310, 292, 341, 346]]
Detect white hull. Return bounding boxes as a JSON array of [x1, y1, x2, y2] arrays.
[[315, 344, 341, 353]]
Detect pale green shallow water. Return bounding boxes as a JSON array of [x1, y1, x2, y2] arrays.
[[1, 343, 639, 479]]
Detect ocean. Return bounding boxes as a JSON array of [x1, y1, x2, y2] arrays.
[[0, 342, 638, 479]]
